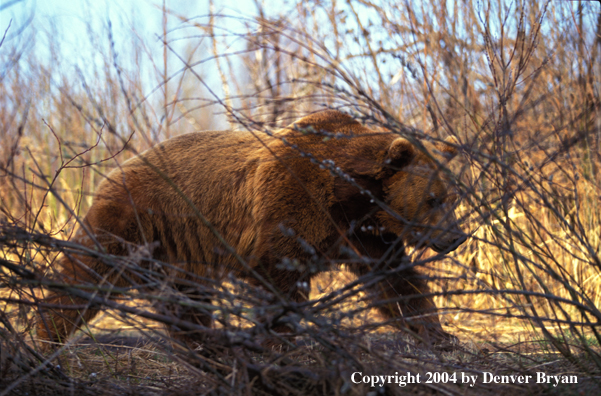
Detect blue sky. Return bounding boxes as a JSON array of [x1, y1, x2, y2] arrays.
[[1, 0, 265, 64], [2, 0, 261, 39], [1, 0, 288, 130], [2, 0, 598, 133]]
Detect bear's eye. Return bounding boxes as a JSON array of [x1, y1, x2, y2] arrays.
[[426, 194, 441, 208]]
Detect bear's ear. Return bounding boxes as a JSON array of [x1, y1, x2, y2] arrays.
[[436, 136, 459, 159], [386, 137, 416, 169]]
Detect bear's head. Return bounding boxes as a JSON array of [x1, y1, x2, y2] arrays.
[[375, 136, 466, 253]]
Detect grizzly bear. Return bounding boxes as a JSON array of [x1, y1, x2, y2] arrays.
[[37, 110, 466, 349]]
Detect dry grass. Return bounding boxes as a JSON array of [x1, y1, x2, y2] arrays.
[[1, 0, 601, 394]]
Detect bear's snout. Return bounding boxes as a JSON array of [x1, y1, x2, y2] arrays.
[[432, 232, 467, 253]]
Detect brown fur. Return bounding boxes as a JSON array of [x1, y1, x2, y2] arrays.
[[37, 110, 465, 348]]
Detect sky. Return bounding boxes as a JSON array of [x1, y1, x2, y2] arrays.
[[1, 0, 265, 64], [1, 0, 288, 130], [2, 0, 261, 39], [2, 0, 599, 132]]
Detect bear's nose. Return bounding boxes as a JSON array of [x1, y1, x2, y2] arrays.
[[453, 233, 468, 247], [432, 233, 467, 253]]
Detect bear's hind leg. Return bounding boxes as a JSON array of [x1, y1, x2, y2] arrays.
[[156, 279, 215, 351], [37, 251, 128, 349]]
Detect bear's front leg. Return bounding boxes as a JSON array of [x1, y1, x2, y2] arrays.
[[374, 265, 458, 349], [347, 253, 457, 350]]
